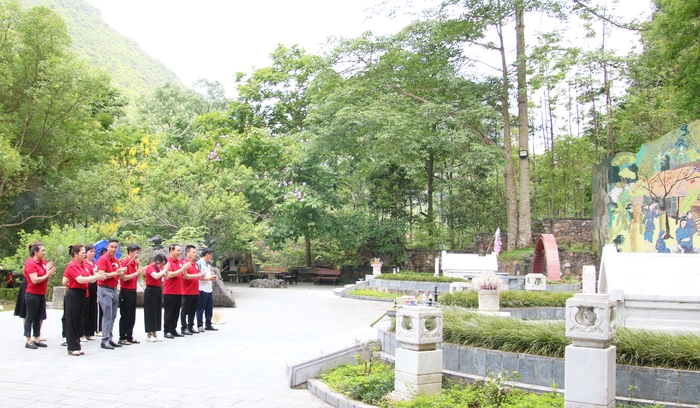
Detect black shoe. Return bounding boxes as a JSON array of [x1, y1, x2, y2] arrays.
[[164, 333, 175, 339], [189, 327, 198, 334], [172, 331, 185, 337], [109, 341, 122, 348], [182, 329, 193, 335], [101, 343, 115, 350], [205, 326, 219, 331], [33, 341, 48, 348], [25, 342, 38, 349]]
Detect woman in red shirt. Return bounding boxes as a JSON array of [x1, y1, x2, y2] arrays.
[[83, 244, 99, 340], [144, 253, 169, 342], [63, 244, 104, 356], [23, 242, 56, 349]]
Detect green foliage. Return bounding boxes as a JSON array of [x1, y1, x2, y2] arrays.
[[440, 291, 574, 308], [374, 272, 467, 283], [442, 308, 700, 370], [319, 362, 395, 405], [0, 287, 20, 301], [497, 247, 534, 261]]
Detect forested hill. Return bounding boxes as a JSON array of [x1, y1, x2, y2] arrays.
[[20, 0, 182, 97]]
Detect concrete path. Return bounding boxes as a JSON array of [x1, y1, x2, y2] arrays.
[[0, 283, 392, 407]]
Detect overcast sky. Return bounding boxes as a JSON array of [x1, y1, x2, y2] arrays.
[[83, 0, 651, 97], [83, 0, 417, 95]]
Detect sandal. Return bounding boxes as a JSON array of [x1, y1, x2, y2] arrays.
[[68, 350, 81, 356]]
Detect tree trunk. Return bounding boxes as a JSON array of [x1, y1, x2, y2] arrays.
[[515, 1, 532, 248], [426, 148, 435, 236], [304, 233, 312, 267], [497, 16, 519, 251]]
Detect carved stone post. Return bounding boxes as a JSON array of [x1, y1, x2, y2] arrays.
[[391, 306, 443, 400], [525, 273, 546, 291], [582, 265, 596, 294], [565, 293, 617, 408]]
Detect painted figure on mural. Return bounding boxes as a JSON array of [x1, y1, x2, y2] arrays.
[[655, 230, 671, 253], [676, 218, 694, 253], [685, 211, 697, 235], [642, 203, 660, 243]]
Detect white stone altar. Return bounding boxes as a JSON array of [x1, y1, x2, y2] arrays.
[[392, 306, 443, 400], [440, 251, 498, 279], [597, 244, 700, 332]]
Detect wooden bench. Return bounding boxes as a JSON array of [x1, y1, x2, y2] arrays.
[[262, 266, 286, 280], [315, 269, 341, 285]]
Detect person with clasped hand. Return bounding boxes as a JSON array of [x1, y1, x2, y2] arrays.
[[23, 242, 56, 349], [63, 244, 105, 356], [163, 244, 192, 339], [96, 239, 128, 350]]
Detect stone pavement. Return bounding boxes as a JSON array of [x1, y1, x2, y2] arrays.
[[0, 283, 392, 407]]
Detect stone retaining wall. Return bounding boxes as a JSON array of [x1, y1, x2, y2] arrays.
[[377, 330, 700, 407]]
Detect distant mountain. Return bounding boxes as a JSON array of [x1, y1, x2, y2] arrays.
[[21, 0, 183, 98]]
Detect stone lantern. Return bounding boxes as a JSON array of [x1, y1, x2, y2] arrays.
[[564, 293, 617, 408], [392, 306, 443, 400]]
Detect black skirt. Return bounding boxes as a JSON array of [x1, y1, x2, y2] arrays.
[[144, 286, 162, 333], [13, 279, 27, 318]]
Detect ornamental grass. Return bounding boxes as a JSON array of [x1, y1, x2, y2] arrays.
[[442, 307, 700, 371], [372, 272, 467, 283], [440, 290, 574, 308]]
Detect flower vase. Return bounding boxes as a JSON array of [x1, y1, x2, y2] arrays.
[[478, 289, 500, 312]]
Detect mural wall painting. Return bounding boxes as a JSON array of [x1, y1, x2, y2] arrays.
[[593, 121, 700, 253]]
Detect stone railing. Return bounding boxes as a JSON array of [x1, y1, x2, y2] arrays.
[[377, 330, 700, 407]]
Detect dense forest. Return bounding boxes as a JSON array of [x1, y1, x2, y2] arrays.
[[0, 0, 698, 272]]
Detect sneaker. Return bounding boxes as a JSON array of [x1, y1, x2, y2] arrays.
[[198, 326, 204, 333], [95, 331, 102, 337], [39, 334, 47, 341], [205, 326, 219, 331], [147, 334, 157, 343], [80, 336, 88, 342], [181, 328, 193, 335], [118, 340, 131, 346], [86, 336, 95, 341], [61, 338, 67, 347]]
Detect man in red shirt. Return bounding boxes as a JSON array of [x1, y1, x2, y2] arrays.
[[97, 239, 127, 350], [163, 244, 192, 339], [180, 245, 204, 335], [118, 244, 145, 345]]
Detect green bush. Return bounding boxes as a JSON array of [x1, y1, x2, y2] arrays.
[[440, 291, 574, 308], [374, 272, 467, 283], [0, 288, 19, 302], [442, 308, 700, 370], [319, 362, 394, 405], [497, 247, 533, 261]]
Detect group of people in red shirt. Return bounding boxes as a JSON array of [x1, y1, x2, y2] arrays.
[[16, 239, 219, 355]]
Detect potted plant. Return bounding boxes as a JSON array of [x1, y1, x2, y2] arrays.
[[472, 272, 504, 312], [370, 258, 382, 276]]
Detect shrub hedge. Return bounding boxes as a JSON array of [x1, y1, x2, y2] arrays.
[[440, 290, 574, 308]]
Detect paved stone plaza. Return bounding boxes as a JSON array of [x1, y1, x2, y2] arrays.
[[0, 283, 389, 407]]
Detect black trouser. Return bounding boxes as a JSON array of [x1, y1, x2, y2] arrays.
[[119, 289, 137, 341], [144, 286, 162, 333], [24, 293, 45, 338], [180, 294, 199, 331], [65, 289, 86, 352], [84, 282, 98, 336], [163, 294, 181, 334]]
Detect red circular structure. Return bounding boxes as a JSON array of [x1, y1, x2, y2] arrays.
[[531, 234, 561, 281]]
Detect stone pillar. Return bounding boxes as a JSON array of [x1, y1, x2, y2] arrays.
[[582, 265, 596, 294], [434, 257, 440, 277], [52, 286, 66, 310], [392, 306, 443, 400], [371, 264, 382, 276], [525, 273, 546, 291], [564, 293, 617, 408]]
